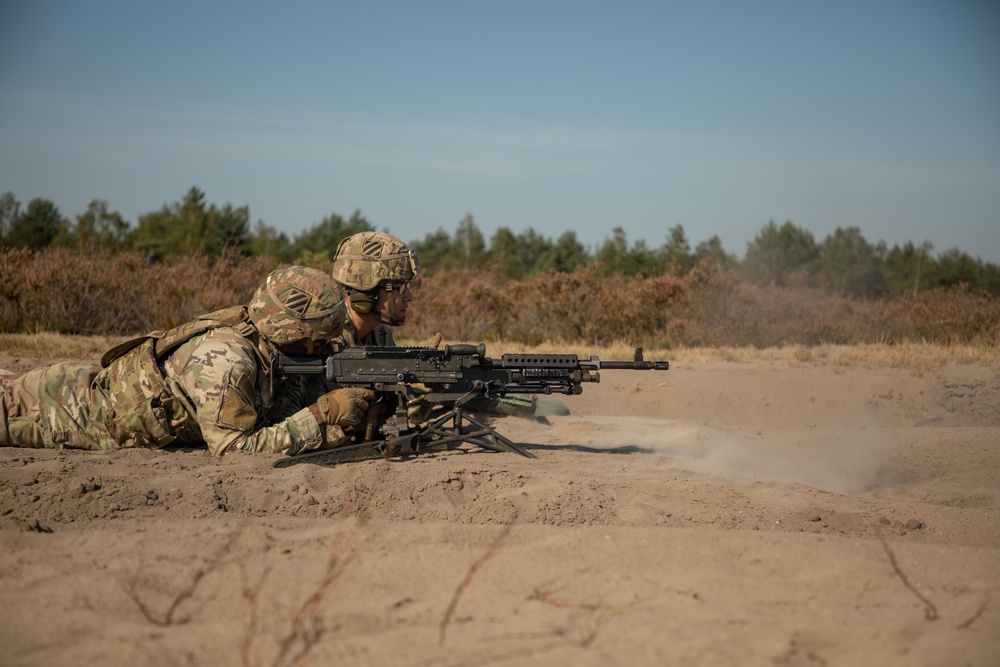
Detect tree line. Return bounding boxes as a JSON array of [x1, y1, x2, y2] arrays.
[[2, 186, 997, 298]]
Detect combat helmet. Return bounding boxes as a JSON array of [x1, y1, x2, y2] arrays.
[[248, 266, 347, 348], [331, 232, 419, 325], [331, 231, 419, 292]]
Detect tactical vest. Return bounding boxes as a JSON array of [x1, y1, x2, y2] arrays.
[[97, 306, 260, 449]]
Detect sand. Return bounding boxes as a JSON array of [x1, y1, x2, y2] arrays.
[[1, 351, 998, 666]]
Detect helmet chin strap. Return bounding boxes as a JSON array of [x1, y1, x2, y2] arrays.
[[380, 281, 406, 326], [255, 333, 278, 368]]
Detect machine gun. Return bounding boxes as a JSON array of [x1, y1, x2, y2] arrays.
[[271, 343, 668, 468]]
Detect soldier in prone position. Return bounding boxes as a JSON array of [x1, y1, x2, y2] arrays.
[[0, 266, 374, 456], [328, 231, 568, 420]]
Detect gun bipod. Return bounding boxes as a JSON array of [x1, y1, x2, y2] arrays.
[[272, 405, 535, 468], [420, 405, 536, 459]]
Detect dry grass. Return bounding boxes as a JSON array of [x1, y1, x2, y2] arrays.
[[665, 342, 1000, 372], [0, 333, 127, 360]]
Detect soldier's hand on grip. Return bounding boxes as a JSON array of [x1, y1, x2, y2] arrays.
[[310, 388, 376, 429]]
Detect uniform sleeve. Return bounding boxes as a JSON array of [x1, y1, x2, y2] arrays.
[[232, 406, 338, 456], [164, 331, 332, 456]]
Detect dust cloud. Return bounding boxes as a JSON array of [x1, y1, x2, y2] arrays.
[[527, 415, 891, 494]]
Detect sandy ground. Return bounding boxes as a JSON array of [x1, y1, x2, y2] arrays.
[[1, 350, 998, 666]]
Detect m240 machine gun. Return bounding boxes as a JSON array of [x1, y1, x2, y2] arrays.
[[272, 343, 668, 468]]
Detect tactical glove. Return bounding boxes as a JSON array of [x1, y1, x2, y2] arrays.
[[309, 388, 376, 429]]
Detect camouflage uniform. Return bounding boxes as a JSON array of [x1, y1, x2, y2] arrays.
[[1, 363, 114, 450], [1, 267, 353, 456]]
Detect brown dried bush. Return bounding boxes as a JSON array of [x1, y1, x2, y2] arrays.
[[408, 265, 686, 347], [1, 248, 276, 335], [2, 248, 997, 347]]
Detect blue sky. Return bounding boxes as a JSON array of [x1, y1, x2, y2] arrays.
[[2, 0, 998, 262]]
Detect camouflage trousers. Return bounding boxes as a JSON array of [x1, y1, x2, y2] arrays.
[[0, 363, 116, 450]]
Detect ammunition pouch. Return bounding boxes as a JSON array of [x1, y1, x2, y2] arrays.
[[99, 339, 191, 448], [97, 306, 255, 448]]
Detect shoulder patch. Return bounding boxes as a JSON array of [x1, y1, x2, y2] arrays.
[[217, 366, 258, 431]]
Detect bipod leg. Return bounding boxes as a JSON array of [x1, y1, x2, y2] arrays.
[[455, 408, 536, 459], [414, 404, 536, 459]]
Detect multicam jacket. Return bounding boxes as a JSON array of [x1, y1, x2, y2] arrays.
[[0, 307, 342, 456]]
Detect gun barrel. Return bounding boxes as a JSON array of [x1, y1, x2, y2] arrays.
[[600, 359, 670, 370], [597, 347, 669, 371]]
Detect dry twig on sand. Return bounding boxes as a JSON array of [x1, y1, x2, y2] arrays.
[[530, 580, 650, 648], [239, 556, 273, 667], [872, 521, 938, 621], [438, 524, 513, 646], [956, 593, 991, 630], [250, 463, 384, 667], [267, 516, 366, 667], [125, 524, 246, 626]]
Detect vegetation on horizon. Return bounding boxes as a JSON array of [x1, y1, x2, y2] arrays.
[[2, 186, 998, 298], [2, 248, 997, 350]]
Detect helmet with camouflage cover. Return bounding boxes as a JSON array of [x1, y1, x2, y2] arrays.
[[248, 266, 347, 347], [331, 231, 419, 292]]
